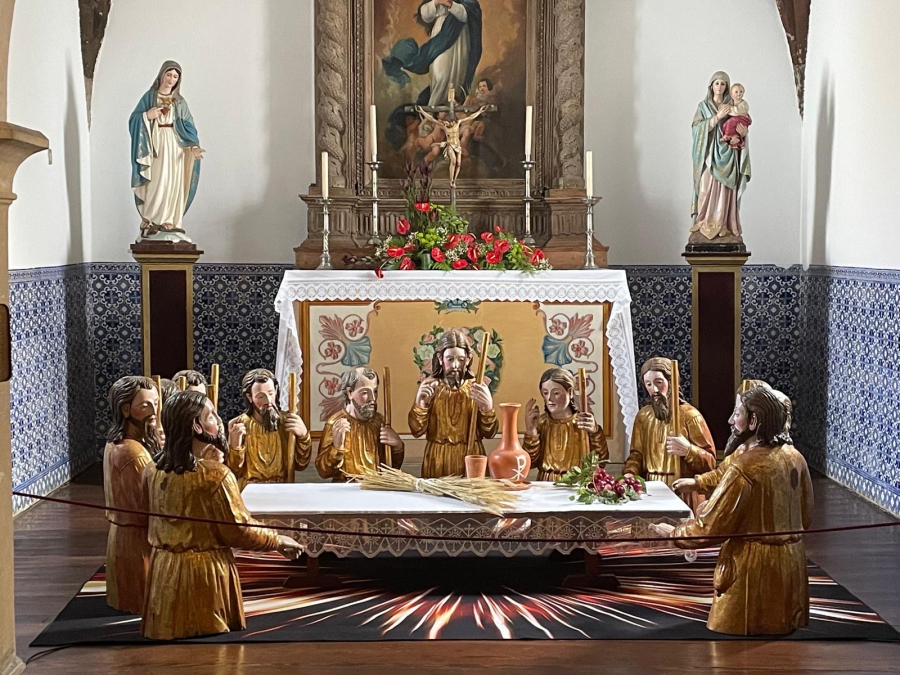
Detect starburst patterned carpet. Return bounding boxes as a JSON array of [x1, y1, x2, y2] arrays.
[[32, 548, 900, 644]]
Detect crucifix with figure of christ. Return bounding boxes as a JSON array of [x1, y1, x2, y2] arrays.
[[405, 84, 498, 201]]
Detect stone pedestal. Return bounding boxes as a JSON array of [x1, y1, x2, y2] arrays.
[[131, 241, 202, 378], [684, 249, 750, 454]]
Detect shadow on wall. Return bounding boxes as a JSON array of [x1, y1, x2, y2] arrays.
[[794, 72, 835, 464], [64, 64, 98, 467], [225, 1, 311, 261], [809, 72, 834, 267]]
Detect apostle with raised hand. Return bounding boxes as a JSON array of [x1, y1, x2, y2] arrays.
[[408, 328, 498, 478], [316, 367, 404, 481], [226, 368, 311, 490], [103, 375, 160, 614], [141, 390, 302, 640], [656, 385, 813, 635], [522, 367, 609, 481], [623, 357, 716, 510]]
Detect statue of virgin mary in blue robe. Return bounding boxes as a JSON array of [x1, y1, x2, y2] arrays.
[[128, 60, 202, 242]]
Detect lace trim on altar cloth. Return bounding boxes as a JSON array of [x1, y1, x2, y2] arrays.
[[273, 271, 640, 442], [258, 513, 684, 558]]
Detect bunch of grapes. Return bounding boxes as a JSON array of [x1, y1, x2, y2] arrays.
[[590, 467, 617, 495], [621, 475, 644, 494]]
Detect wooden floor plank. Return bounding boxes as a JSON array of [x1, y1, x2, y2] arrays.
[[13, 467, 900, 673]]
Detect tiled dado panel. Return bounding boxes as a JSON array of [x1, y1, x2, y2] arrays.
[[8, 265, 96, 513], [794, 267, 900, 515], [8, 262, 899, 516]]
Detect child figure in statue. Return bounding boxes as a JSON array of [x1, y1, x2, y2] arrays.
[[141, 391, 302, 640], [720, 83, 752, 148], [522, 368, 608, 481]]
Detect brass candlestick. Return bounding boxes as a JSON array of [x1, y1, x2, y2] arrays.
[[522, 158, 536, 247], [582, 196, 600, 270], [317, 197, 333, 270]]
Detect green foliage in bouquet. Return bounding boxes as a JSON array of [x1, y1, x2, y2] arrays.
[[555, 453, 647, 506], [345, 162, 551, 275]]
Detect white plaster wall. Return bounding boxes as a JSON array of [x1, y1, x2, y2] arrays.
[[801, 0, 900, 270], [585, 0, 803, 266], [7, 0, 92, 268], [89, 0, 315, 263]]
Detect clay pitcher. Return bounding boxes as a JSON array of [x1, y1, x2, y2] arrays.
[[488, 403, 531, 483]]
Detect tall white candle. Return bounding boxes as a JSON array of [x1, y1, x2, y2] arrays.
[[585, 150, 593, 199], [321, 151, 329, 199], [524, 105, 533, 159], [369, 105, 378, 161]]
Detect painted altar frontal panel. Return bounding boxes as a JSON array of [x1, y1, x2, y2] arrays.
[[298, 299, 612, 438]]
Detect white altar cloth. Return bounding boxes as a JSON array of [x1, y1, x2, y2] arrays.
[[273, 270, 640, 441], [244, 481, 690, 558]]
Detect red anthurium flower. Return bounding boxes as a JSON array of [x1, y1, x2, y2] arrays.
[[387, 246, 405, 258], [431, 247, 445, 262], [494, 225, 503, 234], [494, 239, 510, 254], [404, 241, 416, 251], [486, 250, 502, 264], [397, 219, 411, 235], [467, 246, 479, 262], [480, 232, 494, 243], [446, 234, 461, 249], [414, 202, 432, 213], [521, 243, 533, 255], [471, 263, 481, 270], [399, 257, 415, 271], [375, 267, 384, 279], [452, 259, 468, 270], [461, 234, 475, 244], [530, 249, 546, 264]]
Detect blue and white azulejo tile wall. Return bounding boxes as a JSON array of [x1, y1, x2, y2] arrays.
[[6, 262, 900, 516]]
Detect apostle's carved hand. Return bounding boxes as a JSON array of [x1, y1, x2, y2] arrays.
[[332, 417, 351, 450], [649, 522, 675, 538], [416, 378, 438, 408], [147, 106, 163, 121], [469, 381, 493, 413], [380, 425, 403, 448], [284, 413, 308, 438], [276, 535, 303, 560], [228, 416, 246, 449], [575, 412, 598, 434], [673, 478, 698, 494], [524, 398, 541, 436], [666, 435, 691, 457]]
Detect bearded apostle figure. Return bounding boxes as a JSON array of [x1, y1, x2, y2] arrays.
[[623, 357, 716, 511], [657, 385, 813, 635], [141, 391, 302, 640], [408, 328, 498, 478], [316, 367, 404, 481], [103, 375, 160, 614], [226, 368, 311, 490], [674, 381, 793, 497]]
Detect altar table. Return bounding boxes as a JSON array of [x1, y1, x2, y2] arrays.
[[243, 481, 691, 558], [274, 270, 640, 442]]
